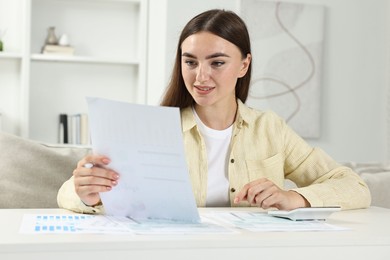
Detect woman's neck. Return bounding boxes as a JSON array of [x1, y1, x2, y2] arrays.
[[194, 99, 237, 130]]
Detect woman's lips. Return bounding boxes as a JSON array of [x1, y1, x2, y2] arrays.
[[194, 85, 215, 94]]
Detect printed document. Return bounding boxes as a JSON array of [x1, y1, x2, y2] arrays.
[[19, 214, 232, 235], [19, 212, 347, 234], [86, 97, 200, 223]]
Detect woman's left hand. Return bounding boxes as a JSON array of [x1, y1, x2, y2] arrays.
[[233, 178, 310, 210]]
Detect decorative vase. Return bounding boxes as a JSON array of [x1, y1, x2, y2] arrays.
[[58, 34, 69, 46], [45, 26, 58, 45]]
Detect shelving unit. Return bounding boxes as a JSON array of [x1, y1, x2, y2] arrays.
[[0, 0, 148, 143], [0, 0, 26, 137]]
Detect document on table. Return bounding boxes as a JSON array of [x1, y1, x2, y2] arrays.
[[206, 211, 349, 232], [19, 214, 233, 235], [19, 212, 348, 234], [86, 97, 199, 223]]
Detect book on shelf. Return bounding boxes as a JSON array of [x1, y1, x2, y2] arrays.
[[59, 113, 90, 145], [42, 44, 75, 56], [59, 114, 68, 144]]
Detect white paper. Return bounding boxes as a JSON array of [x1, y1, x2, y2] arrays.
[[86, 97, 200, 223], [206, 211, 349, 232], [19, 212, 347, 234], [19, 214, 232, 235]]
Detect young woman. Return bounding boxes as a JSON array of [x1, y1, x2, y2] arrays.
[[57, 9, 371, 214]]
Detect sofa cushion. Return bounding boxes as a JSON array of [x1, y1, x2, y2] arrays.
[[342, 162, 390, 209], [0, 132, 90, 208], [360, 171, 390, 209]]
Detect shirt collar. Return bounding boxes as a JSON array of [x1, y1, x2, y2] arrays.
[[181, 106, 196, 132], [235, 99, 258, 128], [181, 99, 256, 132]]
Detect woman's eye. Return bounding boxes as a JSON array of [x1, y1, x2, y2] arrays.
[[212, 61, 225, 67], [184, 60, 197, 67]]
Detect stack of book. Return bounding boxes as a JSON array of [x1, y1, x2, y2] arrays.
[[59, 113, 89, 145], [42, 44, 75, 56]]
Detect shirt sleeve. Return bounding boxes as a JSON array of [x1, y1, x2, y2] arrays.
[[57, 176, 105, 214], [281, 121, 371, 210]]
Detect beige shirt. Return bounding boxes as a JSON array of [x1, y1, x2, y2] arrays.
[[57, 100, 371, 214]]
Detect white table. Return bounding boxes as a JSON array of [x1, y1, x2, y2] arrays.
[[1, 207, 389, 260]]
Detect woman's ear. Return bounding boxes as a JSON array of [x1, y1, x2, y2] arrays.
[[238, 53, 251, 78]]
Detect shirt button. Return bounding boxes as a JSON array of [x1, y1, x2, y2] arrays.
[[230, 188, 236, 192], [230, 158, 235, 163]]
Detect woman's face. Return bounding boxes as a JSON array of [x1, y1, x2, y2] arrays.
[[181, 32, 251, 109]]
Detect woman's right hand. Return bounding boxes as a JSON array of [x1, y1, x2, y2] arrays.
[[73, 154, 120, 207]]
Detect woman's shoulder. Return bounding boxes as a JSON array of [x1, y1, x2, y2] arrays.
[[238, 100, 285, 124]]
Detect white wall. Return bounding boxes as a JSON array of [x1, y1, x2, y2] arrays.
[[147, 0, 389, 163]]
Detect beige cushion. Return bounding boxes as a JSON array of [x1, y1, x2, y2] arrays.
[[0, 132, 90, 208], [360, 171, 390, 209], [342, 162, 390, 209]]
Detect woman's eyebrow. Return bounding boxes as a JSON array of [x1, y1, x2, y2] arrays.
[[206, 52, 230, 59], [182, 52, 230, 59], [182, 52, 196, 58]]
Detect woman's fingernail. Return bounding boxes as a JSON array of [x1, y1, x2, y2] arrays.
[[102, 158, 110, 164]]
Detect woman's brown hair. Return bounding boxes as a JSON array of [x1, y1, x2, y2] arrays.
[[160, 9, 252, 108]]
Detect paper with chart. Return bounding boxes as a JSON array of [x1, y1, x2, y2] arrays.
[[19, 212, 347, 234], [86, 97, 200, 223], [19, 214, 231, 235]]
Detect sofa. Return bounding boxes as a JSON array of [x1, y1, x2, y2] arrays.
[[1, 132, 389, 209], [0, 132, 90, 208]]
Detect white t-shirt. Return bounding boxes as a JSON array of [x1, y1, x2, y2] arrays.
[[193, 108, 232, 207]]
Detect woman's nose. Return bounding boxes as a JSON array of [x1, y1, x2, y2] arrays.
[[196, 64, 210, 83]]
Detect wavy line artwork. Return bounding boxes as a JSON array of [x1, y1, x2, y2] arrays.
[[241, 1, 325, 138]]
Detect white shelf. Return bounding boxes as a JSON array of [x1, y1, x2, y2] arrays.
[[0, 52, 23, 59], [63, 0, 142, 3], [30, 53, 139, 65]]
